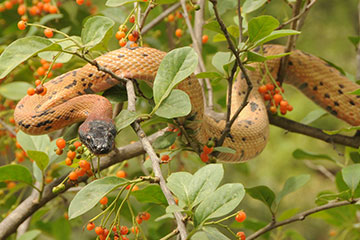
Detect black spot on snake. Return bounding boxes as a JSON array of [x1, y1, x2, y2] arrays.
[[338, 89, 343, 94], [65, 80, 77, 89], [17, 104, 24, 109], [32, 109, 56, 118], [240, 150, 245, 159], [339, 84, 344, 88], [227, 133, 235, 143], [299, 82, 308, 89], [35, 119, 53, 128], [319, 81, 324, 86], [357, 95, 360, 98], [334, 101, 339, 106], [88, 73, 93, 77], [288, 61, 293, 66], [56, 115, 61, 119], [118, 54, 125, 58], [81, 78, 86, 81], [242, 137, 246, 141], [331, 110, 338, 115], [326, 106, 332, 112], [324, 93, 330, 98], [70, 109, 75, 113], [82, 83, 86, 87], [72, 71, 77, 77], [52, 91, 57, 95], [48, 96, 52, 100], [44, 126, 52, 131], [313, 86, 318, 91], [142, 53, 148, 57], [84, 83, 94, 94], [253, 46, 260, 52], [349, 100, 355, 105], [65, 115, 70, 120], [35, 104, 41, 109], [250, 102, 258, 112]]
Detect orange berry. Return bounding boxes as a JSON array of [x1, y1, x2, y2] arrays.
[[37, 67, 46, 76], [99, 196, 108, 205], [68, 171, 78, 181], [0, 4, 5, 12], [54, 62, 63, 68], [87, 222, 95, 231], [95, 226, 104, 235], [116, 170, 127, 178], [287, 104, 293, 111], [167, 14, 175, 22], [44, 28, 53, 38], [49, 5, 57, 13], [263, 93, 271, 101], [16, 142, 22, 149], [161, 154, 170, 162], [45, 176, 53, 183], [27, 87, 35, 96], [235, 211, 246, 223], [200, 152, 209, 163], [203, 145, 213, 154], [17, 20, 26, 30], [37, 2, 43, 10], [79, 160, 90, 170], [73, 141, 82, 148], [258, 85, 267, 94], [269, 106, 277, 114], [129, 15, 135, 23], [118, 24, 128, 32], [266, 83, 274, 91], [280, 109, 287, 115], [29, 5, 39, 15], [136, 216, 142, 224], [131, 226, 139, 234], [15, 151, 25, 162], [42, 62, 50, 70], [128, 33, 136, 42], [17, 4, 26, 15], [142, 212, 150, 221], [43, 0, 50, 3], [7, 181, 16, 189], [175, 11, 182, 18], [115, 31, 125, 40], [40, 86, 47, 96], [76, 0, 84, 4], [47, 71, 53, 78], [43, 3, 50, 11], [273, 94, 283, 104], [132, 185, 139, 191], [130, 43, 138, 48], [175, 28, 183, 37], [35, 79, 42, 86], [119, 39, 127, 47], [120, 226, 128, 235], [67, 150, 76, 160], [65, 158, 72, 166], [56, 138, 66, 149], [56, 148, 63, 155], [4, 1, 12, 9], [202, 35, 208, 44], [236, 231, 246, 240], [75, 168, 86, 177]]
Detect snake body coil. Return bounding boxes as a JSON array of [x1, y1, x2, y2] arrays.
[[14, 45, 360, 162]]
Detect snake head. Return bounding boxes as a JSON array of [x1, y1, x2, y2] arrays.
[[79, 120, 117, 155]]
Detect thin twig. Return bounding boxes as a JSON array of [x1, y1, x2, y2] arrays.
[[126, 81, 187, 240], [139, 1, 156, 32], [237, 0, 243, 43], [141, 3, 181, 34], [225, 63, 238, 123], [0, 118, 16, 136], [209, 0, 253, 147], [268, 112, 360, 149], [276, 0, 317, 30], [247, 198, 360, 240]]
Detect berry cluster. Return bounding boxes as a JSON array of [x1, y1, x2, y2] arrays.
[[257, 82, 293, 115], [200, 145, 214, 163], [115, 22, 139, 48], [135, 211, 151, 224]]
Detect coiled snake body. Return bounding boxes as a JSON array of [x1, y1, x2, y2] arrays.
[[14, 45, 360, 162]]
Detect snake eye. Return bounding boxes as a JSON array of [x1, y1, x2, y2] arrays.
[[86, 135, 91, 142]]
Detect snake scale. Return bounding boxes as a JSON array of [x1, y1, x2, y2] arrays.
[[14, 44, 360, 162]]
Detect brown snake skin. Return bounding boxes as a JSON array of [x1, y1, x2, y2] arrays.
[[14, 44, 360, 162]]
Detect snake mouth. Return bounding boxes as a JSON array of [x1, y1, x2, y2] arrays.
[[79, 120, 117, 155]]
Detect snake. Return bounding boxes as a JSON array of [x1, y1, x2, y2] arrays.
[[14, 44, 360, 162]]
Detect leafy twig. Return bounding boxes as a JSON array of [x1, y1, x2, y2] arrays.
[[247, 197, 360, 240]]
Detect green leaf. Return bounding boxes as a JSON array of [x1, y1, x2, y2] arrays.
[[323, 126, 360, 135], [341, 164, 360, 194], [203, 21, 222, 34], [17, 230, 41, 240], [27, 150, 49, 171], [350, 89, 360, 96], [16, 131, 51, 153], [69, 176, 126, 219], [350, 151, 360, 163], [247, 51, 267, 62], [208, 0, 237, 15], [194, 183, 245, 226], [103, 85, 128, 103], [167, 172, 193, 206], [166, 205, 185, 214], [348, 36, 360, 48], [0, 36, 61, 78], [115, 110, 138, 131], [155, 89, 191, 119], [242, 0, 267, 13], [248, 15, 279, 43], [152, 131, 177, 149], [38, 37, 80, 63], [153, 47, 198, 106], [284, 230, 306, 240], [213, 33, 226, 43], [105, 0, 142, 7], [265, 52, 292, 60], [81, 16, 114, 50], [0, 165, 32, 185], [132, 185, 167, 205], [300, 109, 328, 124], [246, 185, 275, 210], [189, 164, 224, 207], [211, 52, 234, 74], [255, 29, 300, 46], [202, 227, 231, 240], [195, 72, 223, 79], [276, 175, 310, 204], [292, 149, 335, 162], [278, 208, 299, 221], [213, 146, 236, 154], [0, 81, 32, 100], [156, 0, 178, 3]]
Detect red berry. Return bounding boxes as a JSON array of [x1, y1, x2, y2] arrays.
[[258, 85, 267, 94], [136, 215, 142, 224], [266, 83, 274, 91], [79, 160, 90, 170], [27, 88, 35, 96], [287, 104, 293, 111], [203, 145, 213, 154], [129, 15, 135, 23], [76, 0, 84, 5], [175, 28, 183, 37], [35, 79, 42, 86], [202, 35, 209, 44], [263, 93, 271, 101], [65, 158, 72, 166], [44, 28, 54, 38], [236, 231, 246, 240], [116, 170, 127, 178], [142, 212, 150, 221], [115, 31, 125, 40], [273, 94, 283, 104], [68, 171, 78, 181], [269, 106, 277, 114], [99, 196, 108, 205], [17, 20, 26, 30], [95, 226, 104, 235], [87, 222, 95, 231], [56, 138, 66, 149], [67, 150, 76, 160], [37, 67, 46, 76], [119, 39, 127, 47], [73, 141, 82, 148], [200, 152, 209, 163], [120, 226, 128, 235], [112, 225, 117, 232], [161, 154, 170, 162], [235, 211, 246, 223]]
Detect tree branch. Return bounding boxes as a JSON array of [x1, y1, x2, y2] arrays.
[[0, 130, 165, 239], [126, 81, 187, 240], [268, 112, 360, 148], [247, 198, 360, 240]]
